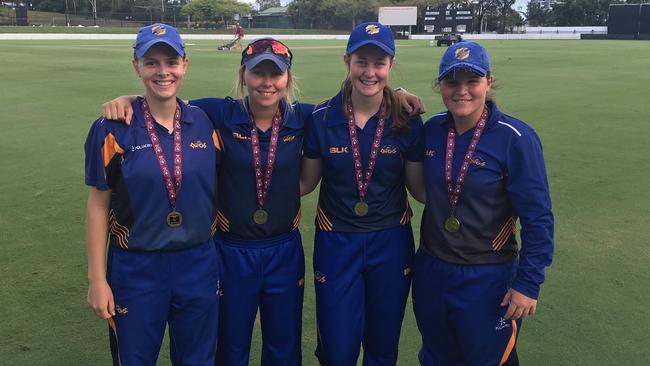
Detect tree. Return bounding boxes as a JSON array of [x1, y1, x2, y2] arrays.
[[547, 0, 635, 26], [527, 2, 554, 26], [181, 0, 250, 25], [288, 0, 378, 30], [256, 0, 280, 11], [287, 0, 322, 29], [321, 0, 379, 29], [494, 0, 515, 33], [472, 0, 498, 33]]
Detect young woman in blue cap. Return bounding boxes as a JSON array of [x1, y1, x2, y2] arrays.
[[301, 22, 425, 366], [413, 41, 554, 365], [85, 23, 220, 365]]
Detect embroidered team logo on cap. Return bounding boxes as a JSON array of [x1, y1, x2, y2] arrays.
[[365, 24, 380, 35], [455, 47, 470, 61], [151, 24, 167, 36]]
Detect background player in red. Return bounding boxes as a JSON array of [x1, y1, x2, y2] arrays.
[[85, 23, 220, 365], [414, 41, 554, 366], [301, 22, 425, 366], [235, 22, 245, 50]]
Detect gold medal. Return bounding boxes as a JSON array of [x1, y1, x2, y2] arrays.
[[167, 211, 183, 228], [354, 201, 369, 217], [253, 209, 268, 225], [444, 216, 461, 232]]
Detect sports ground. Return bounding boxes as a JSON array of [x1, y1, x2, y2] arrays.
[[1, 38, 649, 365]]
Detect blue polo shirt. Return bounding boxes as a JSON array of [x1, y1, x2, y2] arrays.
[[421, 101, 554, 299], [190, 97, 314, 240], [304, 91, 424, 233], [85, 98, 220, 252]]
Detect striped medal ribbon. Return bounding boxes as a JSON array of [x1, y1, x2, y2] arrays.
[[141, 98, 183, 228], [249, 107, 282, 225], [346, 96, 385, 217], [443, 106, 489, 232]]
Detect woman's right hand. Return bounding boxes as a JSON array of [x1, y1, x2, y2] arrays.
[[102, 96, 137, 124], [87, 279, 116, 319]]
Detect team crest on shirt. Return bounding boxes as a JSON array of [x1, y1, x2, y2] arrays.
[[380, 144, 399, 155], [151, 24, 167, 36], [232, 132, 250, 140], [468, 155, 486, 167], [366, 24, 380, 35], [190, 140, 207, 149], [455, 47, 470, 61]]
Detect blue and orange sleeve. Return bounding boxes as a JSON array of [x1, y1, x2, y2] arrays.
[[84, 118, 123, 191], [506, 128, 554, 299]]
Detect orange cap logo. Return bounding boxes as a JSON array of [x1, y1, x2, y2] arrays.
[[365, 24, 380, 35], [454, 47, 470, 61], [151, 25, 166, 36]]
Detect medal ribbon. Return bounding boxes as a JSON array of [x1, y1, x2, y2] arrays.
[[141, 98, 183, 210], [445, 106, 489, 212], [249, 108, 282, 208], [346, 96, 385, 202]]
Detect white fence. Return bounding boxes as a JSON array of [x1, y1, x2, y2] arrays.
[[0, 33, 352, 40], [0, 26, 609, 41]]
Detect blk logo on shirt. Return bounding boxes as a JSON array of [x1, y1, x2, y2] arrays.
[[329, 146, 349, 154]]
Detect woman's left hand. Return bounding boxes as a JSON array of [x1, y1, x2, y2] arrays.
[[500, 288, 537, 320], [395, 88, 426, 116]]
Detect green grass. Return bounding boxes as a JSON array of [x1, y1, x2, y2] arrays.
[[1, 39, 649, 365]]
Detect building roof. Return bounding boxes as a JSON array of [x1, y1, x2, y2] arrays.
[[257, 6, 288, 16]]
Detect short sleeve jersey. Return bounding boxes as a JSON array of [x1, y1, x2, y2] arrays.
[[84, 98, 220, 252], [304, 91, 424, 233], [421, 101, 554, 299], [190, 97, 314, 240]]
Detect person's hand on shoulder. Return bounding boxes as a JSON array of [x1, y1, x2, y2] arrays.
[[395, 88, 426, 117], [101, 95, 137, 124]]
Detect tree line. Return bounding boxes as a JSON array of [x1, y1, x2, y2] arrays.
[[24, 0, 650, 30], [528, 0, 650, 27]]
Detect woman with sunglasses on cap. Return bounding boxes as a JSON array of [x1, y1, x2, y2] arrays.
[[413, 41, 554, 366], [300, 22, 425, 366], [197, 39, 311, 366], [84, 24, 220, 365]]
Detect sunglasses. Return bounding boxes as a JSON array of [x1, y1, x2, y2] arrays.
[[242, 39, 292, 62]]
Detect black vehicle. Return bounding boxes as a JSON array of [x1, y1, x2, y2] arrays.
[[434, 33, 463, 47]]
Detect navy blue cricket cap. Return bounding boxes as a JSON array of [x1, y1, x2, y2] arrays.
[[438, 41, 491, 81], [134, 23, 185, 58], [241, 38, 292, 72], [347, 22, 395, 56]]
